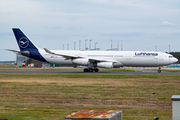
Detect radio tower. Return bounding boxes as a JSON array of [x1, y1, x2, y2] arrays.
[[111, 39, 112, 51], [117, 41, 119, 51], [121, 40, 123, 51]]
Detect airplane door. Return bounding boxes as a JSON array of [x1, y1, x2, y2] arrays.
[[159, 54, 164, 61], [126, 53, 131, 65], [159, 53, 164, 65], [155, 53, 164, 66], [154, 57, 158, 66]]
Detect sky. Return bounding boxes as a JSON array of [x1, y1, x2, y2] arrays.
[[0, 0, 180, 61]]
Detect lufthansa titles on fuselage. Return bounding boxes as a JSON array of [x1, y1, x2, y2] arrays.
[[135, 52, 158, 57]]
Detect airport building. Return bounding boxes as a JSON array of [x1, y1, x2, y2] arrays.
[[16, 54, 42, 67], [16, 54, 28, 67], [16, 54, 59, 68]]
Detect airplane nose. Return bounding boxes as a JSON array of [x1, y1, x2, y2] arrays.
[[174, 58, 178, 63]]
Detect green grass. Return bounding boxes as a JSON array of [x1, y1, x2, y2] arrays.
[[0, 67, 136, 72], [1, 74, 180, 81], [98, 68, 136, 72], [0, 74, 180, 119], [162, 70, 180, 72]]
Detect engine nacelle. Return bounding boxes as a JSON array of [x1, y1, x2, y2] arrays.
[[97, 62, 113, 69], [72, 58, 89, 65], [113, 62, 123, 68]]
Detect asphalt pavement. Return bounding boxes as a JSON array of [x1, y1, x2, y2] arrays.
[[0, 70, 180, 75]]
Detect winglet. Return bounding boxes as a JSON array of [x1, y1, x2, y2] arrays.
[[44, 48, 54, 54], [44, 48, 79, 59]]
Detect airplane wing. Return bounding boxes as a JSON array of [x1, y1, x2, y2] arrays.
[[44, 48, 120, 63], [88, 58, 119, 63], [44, 48, 82, 59]]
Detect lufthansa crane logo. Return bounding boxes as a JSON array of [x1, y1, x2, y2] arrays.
[[19, 37, 29, 48]]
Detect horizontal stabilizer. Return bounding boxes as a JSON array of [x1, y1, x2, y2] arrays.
[[6, 49, 30, 56], [5, 49, 21, 54]]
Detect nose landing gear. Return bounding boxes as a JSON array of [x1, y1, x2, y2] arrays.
[[158, 67, 161, 73]]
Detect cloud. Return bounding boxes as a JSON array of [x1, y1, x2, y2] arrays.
[[162, 21, 174, 26]]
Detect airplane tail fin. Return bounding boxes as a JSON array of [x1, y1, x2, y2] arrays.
[[12, 28, 38, 51]]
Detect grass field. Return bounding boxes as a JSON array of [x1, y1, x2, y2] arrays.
[[162, 70, 180, 72], [0, 67, 135, 72], [0, 74, 180, 120]]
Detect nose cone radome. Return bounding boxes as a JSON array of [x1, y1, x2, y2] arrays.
[[174, 58, 178, 63]]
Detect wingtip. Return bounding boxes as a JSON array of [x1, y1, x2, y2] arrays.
[[44, 48, 53, 54], [5, 49, 20, 54], [44, 48, 48, 52]]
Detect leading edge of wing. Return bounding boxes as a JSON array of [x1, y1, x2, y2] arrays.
[[44, 48, 120, 63], [44, 48, 80, 59], [89, 58, 119, 63]]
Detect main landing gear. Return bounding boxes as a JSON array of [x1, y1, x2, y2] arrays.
[[158, 67, 161, 73], [83, 68, 99, 72]]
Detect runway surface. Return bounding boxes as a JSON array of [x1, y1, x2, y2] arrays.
[[0, 70, 180, 75]]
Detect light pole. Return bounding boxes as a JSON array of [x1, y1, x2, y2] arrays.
[[169, 45, 170, 53], [111, 39, 112, 51], [155, 45, 157, 51], [67, 44, 69, 50], [79, 40, 81, 50], [74, 42, 76, 50], [95, 43, 97, 50], [121, 40, 123, 51], [89, 39, 92, 51], [85, 39, 87, 50], [63, 44, 64, 50], [117, 41, 119, 51]]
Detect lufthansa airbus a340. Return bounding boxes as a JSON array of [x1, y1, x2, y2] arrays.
[[7, 28, 178, 73]]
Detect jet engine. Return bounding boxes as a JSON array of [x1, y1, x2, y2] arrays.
[[72, 58, 89, 65], [113, 62, 123, 68], [97, 62, 113, 69]]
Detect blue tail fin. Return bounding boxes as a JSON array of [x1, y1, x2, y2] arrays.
[[12, 28, 38, 51], [12, 28, 48, 63]]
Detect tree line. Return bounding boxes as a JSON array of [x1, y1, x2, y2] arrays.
[[169, 52, 180, 63]]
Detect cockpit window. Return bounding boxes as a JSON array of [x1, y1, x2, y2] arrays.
[[169, 56, 174, 58]]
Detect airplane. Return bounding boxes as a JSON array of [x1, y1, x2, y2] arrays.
[[6, 28, 178, 73]]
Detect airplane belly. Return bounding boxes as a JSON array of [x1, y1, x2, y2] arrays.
[[132, 57, 156, 67], [122, 53, 132, 66], [43, 54, 73, 65]]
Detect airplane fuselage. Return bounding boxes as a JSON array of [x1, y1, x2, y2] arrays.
[[8, 28, 178, 72], [38, 49, 177, 67]]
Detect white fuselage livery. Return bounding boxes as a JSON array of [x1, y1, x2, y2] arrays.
[[9, 28, 178, 72], [39, 49, 177, 67]]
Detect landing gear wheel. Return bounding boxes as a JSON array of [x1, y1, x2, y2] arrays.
[[158, 69, 161, 73], [84, 68, 89, 72], [89, 68, 93, 72], [158, 67, 161, 73], [94, 68, 99, 72]]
